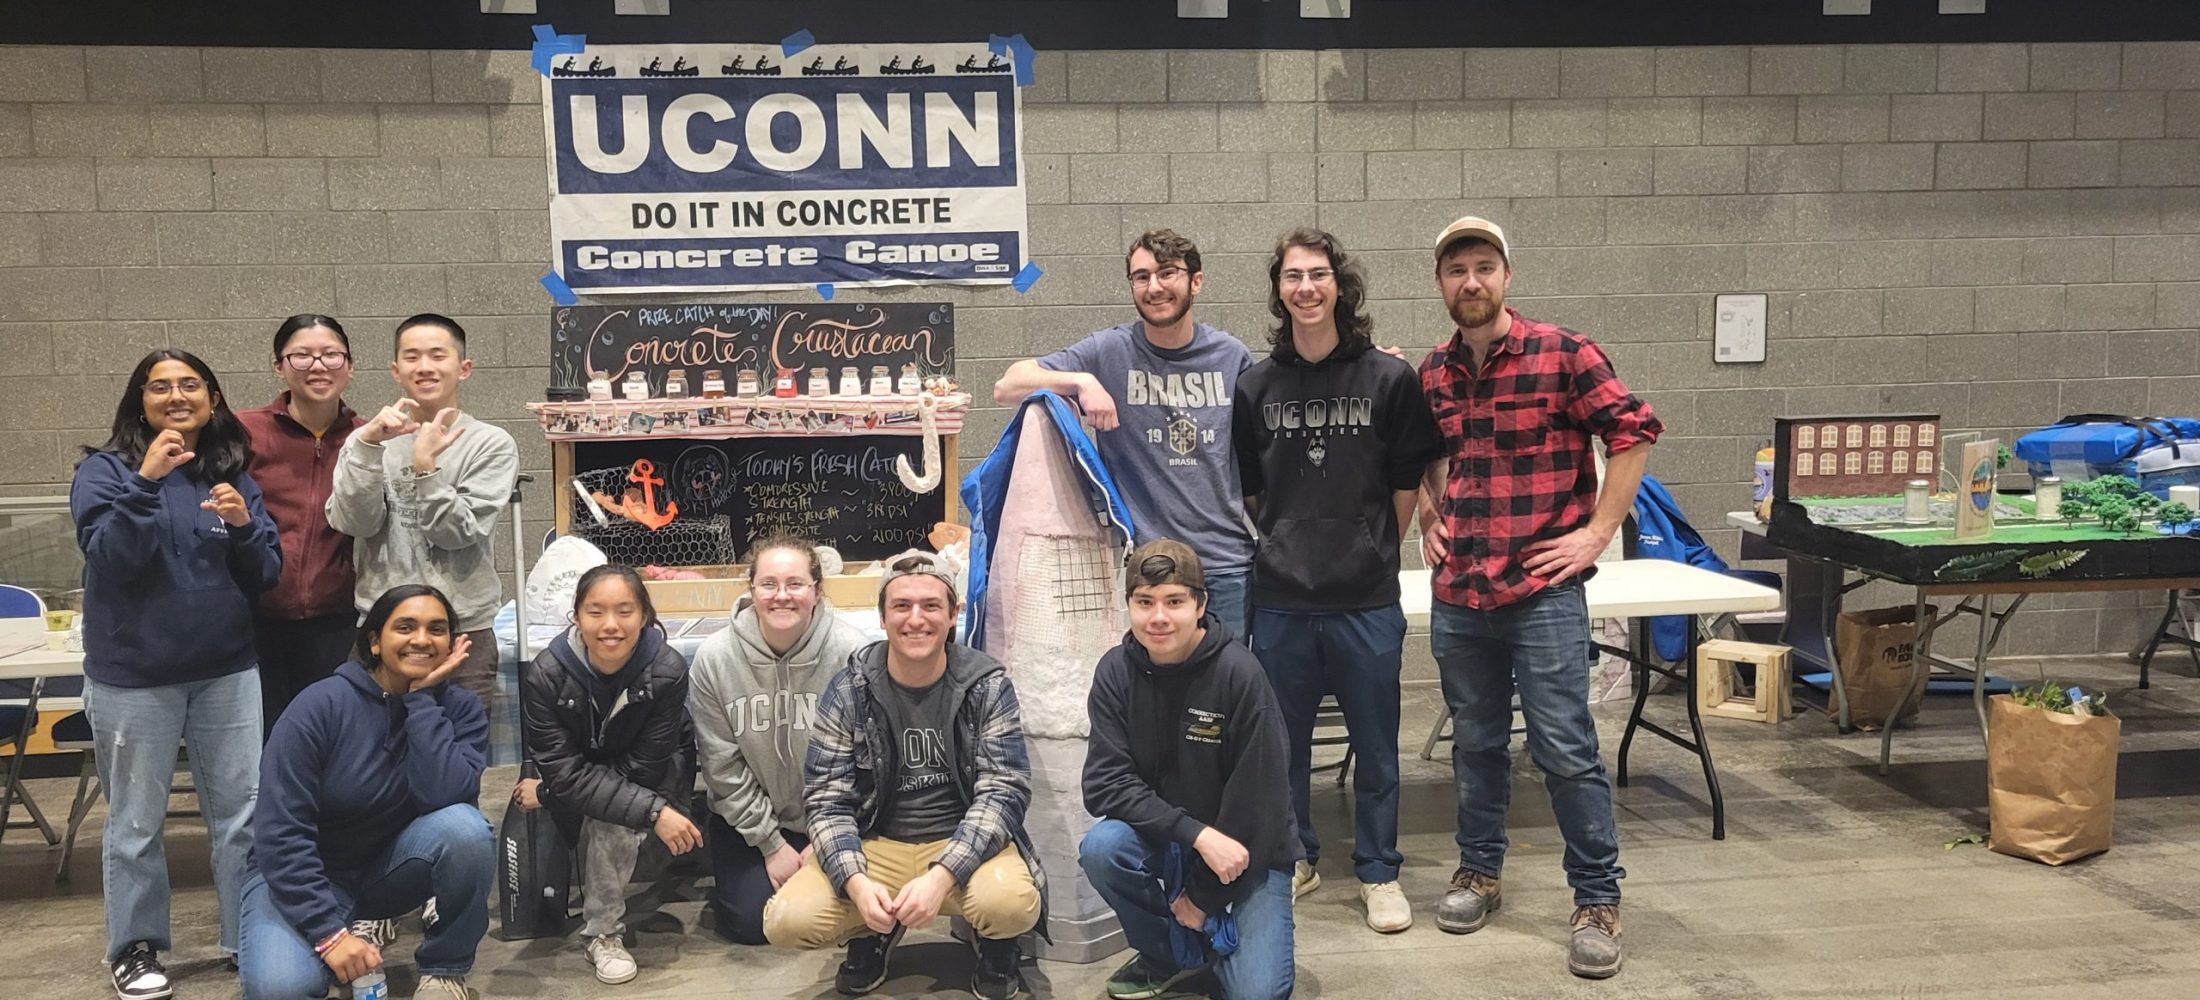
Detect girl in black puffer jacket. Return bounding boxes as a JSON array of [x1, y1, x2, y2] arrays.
[[513, 564, 697, 985]]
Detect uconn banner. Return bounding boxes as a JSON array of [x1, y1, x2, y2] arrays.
[[542, 42, 1028, 294]]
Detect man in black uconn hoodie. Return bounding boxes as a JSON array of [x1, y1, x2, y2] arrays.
[[1231, 228, 1440, 936], [1081, 540, 1297, 1000]]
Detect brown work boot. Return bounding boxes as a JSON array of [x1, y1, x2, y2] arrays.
[[1435, 868, 1502, 934], [1568, 903, 1623, 979]]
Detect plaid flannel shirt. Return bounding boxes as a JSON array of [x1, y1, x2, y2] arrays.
[[1418, 308, 1662, 610], [801, 643, 1046, 918]]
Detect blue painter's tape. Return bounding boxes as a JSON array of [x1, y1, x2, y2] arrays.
[[985, 33, 1037, 87], [539, 270, 580, 306], [816, 282, 836, 301], [782, 29, 817, 58], [530, 23, 586, 78], [1011, 261, 1043, 294]]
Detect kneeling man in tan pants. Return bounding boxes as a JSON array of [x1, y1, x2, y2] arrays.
[[764, 553, 1043, 998]]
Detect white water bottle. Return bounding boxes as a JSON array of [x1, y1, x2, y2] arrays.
[[352, 969, 387, 1000]]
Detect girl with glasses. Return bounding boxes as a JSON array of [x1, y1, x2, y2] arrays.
[[72, 349, 282, 1000], [688, 534, 871, 945], [237, 314, 367, 734]]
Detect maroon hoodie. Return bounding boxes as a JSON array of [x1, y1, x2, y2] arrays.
[[238, 393, 364, 620]]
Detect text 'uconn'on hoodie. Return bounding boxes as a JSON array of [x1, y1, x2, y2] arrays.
[[70, 450, 283, 688], [1231, 340, 1440, 611]]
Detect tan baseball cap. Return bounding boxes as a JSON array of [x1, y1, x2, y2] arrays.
[[1435, 216, 1509, 261]]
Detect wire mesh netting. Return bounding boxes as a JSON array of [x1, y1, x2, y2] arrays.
[[569, 464, 741, 568]]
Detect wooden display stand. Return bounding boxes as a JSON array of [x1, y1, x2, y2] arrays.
[[1696, 638, 1793, 723]]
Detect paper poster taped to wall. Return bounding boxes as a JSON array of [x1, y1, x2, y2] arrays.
[[542, 41, 1028, 294]]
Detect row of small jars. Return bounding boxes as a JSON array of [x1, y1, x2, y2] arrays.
[[587, 363, 925, 401]]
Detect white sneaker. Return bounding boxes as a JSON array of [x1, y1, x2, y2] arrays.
[[415, 974, 473, 1000], [1359, 880, 1414, 933], [586, 934, 639, 985], [1291, 860, 1321, 900]]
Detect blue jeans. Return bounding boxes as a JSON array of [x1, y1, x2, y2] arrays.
[[1250, 605, 1405, 884], [238, 804, 495, 999], [1079, 820, 1294, 1000], [84, 669, 263, 962], [1204, 569, 1250, 645], [1430, 581, 1624, 905]]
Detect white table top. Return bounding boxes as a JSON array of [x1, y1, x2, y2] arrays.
[[1402, 558, 1782, 628], [0, 619, 82, 681], [1726, 510, 1769, 536]]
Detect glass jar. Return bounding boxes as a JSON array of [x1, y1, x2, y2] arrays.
[[869, 365, 892, 395], [663, 368, 689, 399], [897, 363, 921, 395], [621, 371, 650, 400], [807, 366, 831, 396], [700, 369, 727, 398], [773, 368, 798, 398], [1904, 480, 1931, 523], [838, 366, 862, 396], [586, 376, 613, 401], [736, 369, 759, 396]]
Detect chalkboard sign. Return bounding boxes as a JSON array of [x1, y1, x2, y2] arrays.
[[569, 434, 945, 563], [549, 302, 954, 394]]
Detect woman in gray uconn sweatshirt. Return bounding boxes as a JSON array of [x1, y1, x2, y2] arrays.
[[688, 536, 870, 945]]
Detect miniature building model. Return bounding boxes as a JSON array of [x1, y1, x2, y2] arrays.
[[1785, 414, 1940, 498]]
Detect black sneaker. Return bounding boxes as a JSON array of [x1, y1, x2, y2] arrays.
[[836, 924, 905, 995], [970, 936, 1025, 999], [110, 942, 172, 1000]]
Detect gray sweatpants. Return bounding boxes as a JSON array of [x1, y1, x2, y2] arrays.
[[580, 818, 646, 938]]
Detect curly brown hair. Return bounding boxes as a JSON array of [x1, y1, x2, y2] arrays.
[[1126, 228, 1203, 276], [1265, 227, 1373, 361]]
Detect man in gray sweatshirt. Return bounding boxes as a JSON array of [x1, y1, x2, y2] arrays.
[[327, 313, 520, 714], [688, 538, 872, 945]]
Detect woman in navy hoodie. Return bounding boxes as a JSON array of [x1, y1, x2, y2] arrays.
[[72, 348, 282, 1000], [238, 584, 493, 1000]]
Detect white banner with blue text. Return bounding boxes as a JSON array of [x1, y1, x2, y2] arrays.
[[542, 42, 1028, 294]]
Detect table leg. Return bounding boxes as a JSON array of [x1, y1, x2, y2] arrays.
[[1616, 655, 1649, 789], [2137, 591, 2178, 690], [1971, 593, 2026, 740], [1681, 623, 1725, 841], [1784, 556, 1850, 729], [1879, 589, 1936, 775]]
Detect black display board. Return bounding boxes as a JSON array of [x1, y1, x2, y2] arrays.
[[570, 434, 943, 563], [549, 302, 953, 396]]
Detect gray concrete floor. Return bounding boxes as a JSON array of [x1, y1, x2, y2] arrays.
[[5, 652, 2198, 999]]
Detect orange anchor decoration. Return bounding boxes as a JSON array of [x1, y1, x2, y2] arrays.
[[591, 459, 680, 530]]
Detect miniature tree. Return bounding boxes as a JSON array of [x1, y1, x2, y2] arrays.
[[2160, 501, 2196, 532], [2107, 510, 2143, 534], [2093, 495, 2132, 531], [2094, 474, 2144, 500], [2132, 491, 2162, 514], [1996, 444, 2013, 470], [2057, 499, 2089, 527]]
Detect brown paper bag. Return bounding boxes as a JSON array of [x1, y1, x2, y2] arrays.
[[1831, 605, 1931, 729], [1987, 695, 2119, 865]]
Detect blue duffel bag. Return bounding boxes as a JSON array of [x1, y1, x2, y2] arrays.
[[2013, 413, 2200, 489]]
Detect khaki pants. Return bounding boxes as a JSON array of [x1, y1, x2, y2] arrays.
[[762, 838, 1040, 948]]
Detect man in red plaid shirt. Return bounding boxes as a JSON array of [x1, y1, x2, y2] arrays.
[[1414, 216, 1661, 980]]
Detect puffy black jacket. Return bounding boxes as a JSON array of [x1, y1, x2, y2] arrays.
[[521, 625, 692, 835]]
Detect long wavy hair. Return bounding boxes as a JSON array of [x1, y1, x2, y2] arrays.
[[84, 348, 253, 482], [1264, 227, 1374, 362]]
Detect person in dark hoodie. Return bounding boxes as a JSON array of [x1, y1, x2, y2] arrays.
[[763, 551, 1042, 1000], [689, 534, 871, 945], [237, 584, 492, 1000], [1081, 540, 1297, 1000], [512, 564, 699, 985], [1231, 228, 1441, 935], [238, 314, 365, 734], [72, 348, 282, 1000]]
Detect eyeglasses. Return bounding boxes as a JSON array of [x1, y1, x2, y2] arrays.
[[1279, 268, 1336, 287], [281, 351, 352, 371], [1128, 266, 1188, 288], [143, 379, 206, 397], [751, 579, 814, 597]]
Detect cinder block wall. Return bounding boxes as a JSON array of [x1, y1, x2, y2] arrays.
[[2, 42, 2195, 655]]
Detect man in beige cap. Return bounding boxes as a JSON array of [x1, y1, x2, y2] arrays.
[[1415, 216, 1662, 979]]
